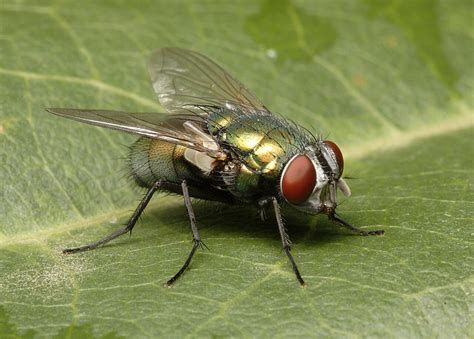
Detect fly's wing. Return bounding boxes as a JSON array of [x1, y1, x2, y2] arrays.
[[46, 108, 214, 152], [48, 49, 270, 154], [149, 48, 271, 116]]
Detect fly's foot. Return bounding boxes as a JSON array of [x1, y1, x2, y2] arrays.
[[63, 247, 82, 254], [196, 239, 209, 250], [62, 243, 100, 254], [359, 229, 385, 236], [165, 237, 205, 287], [330, 214, 385, 237]]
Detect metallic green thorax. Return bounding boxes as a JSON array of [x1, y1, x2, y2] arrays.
[[208, 109, 315, 201], [129, 108, 316, 203]]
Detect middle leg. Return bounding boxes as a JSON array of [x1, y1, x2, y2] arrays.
[[166, 180, 207, 287]]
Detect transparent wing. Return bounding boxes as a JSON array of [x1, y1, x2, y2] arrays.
[[46, 108, 214, 152], [149, 48, 270, 116]]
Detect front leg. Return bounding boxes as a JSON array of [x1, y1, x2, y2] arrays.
[[259, 197, 306, 287], [330, 214, 384, 236]]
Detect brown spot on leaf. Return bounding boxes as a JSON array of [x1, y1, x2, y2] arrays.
[[384, 35, 398, 48], [352, 74, 366, 88]]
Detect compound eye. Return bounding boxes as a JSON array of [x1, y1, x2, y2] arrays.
[[323, 140, 344, 176], [281, 154, 317, 205]]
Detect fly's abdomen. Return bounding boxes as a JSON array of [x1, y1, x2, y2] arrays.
[[129, 137, 199, 187]]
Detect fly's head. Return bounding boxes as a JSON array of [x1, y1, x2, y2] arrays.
[[279, 140, 351, 216]]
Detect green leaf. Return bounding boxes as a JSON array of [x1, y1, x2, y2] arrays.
[[1, 0, 472, 337]]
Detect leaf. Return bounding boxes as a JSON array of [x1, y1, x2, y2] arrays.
[[1, 0, 472, 337]]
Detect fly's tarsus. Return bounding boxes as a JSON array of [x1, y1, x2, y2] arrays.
[[361, 229, 385, 236], [197, 240, 210, 251], [330, 214, 385, 236], [61, 181, 162, 254], [165, 239, 202, 288], [269, 196, 306, 287], [165, 180, 205, 287]]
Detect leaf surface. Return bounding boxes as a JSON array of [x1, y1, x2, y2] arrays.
[[1, 0, 473, 337]]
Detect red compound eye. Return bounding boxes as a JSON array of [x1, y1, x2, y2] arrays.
[[281, 154, 316, 205], [323, 140, 344, 176]]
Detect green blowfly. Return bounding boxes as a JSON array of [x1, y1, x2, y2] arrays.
[[47, 48, 384, 287]]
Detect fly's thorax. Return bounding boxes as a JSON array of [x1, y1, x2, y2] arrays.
[[233, 134, 286, 178], [210, 113, 309, 201], [226, 163, 260, 200], [214, 114, 311, 174], [279, 140, 351, 215], [206, 110, 321, 202], [207, 107, 239, 134], [219, 159, 282, 202]]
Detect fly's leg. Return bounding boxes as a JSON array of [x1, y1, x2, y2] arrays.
[[63, 180, 163, 254], [257, 198, 269, 222], [260, 197, 306, 287], [166, 180, 207, 287], [330, 214, 384, 236]]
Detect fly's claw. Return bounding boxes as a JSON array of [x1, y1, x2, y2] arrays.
[[195, 239, 209, 251], [361, 229, 385, 236]]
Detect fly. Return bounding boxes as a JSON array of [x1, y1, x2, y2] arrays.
[[47, 48, 384, 287]]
